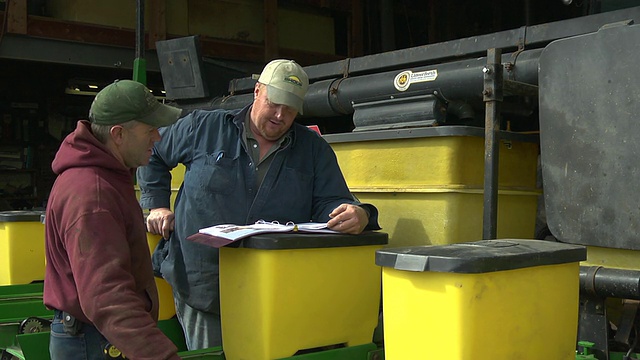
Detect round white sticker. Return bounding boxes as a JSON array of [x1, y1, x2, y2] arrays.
[[394, 69, 438, 92]]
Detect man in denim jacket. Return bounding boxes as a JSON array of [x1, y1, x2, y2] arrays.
[[137, 59, 380, 350]]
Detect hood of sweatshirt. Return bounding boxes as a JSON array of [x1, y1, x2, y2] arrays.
[[52, 120, 134, 180]]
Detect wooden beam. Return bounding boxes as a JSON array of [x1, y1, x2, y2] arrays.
[[280, 0, 351, 13], [148, 0, 167, 50], [1, 12, 343, 66], [26, 15, 136, 47], [198, 36, 263, 62], [428, 0, 437, 43], [264, 0, 279, 61], [350, 0, 363, 57], [196, 35, 343, 66], [278, 47, 343, 67], [7, 0, 27, 34]]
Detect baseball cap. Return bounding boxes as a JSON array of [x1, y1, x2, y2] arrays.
[[257, 59, 309, 114], [89, 80, 182, 127]]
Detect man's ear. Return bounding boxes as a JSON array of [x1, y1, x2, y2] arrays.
[[254, 83, 261, 100], [109, 125, 125, 145]]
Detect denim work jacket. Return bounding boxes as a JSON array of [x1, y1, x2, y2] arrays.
[[137, 105, 380, 313]]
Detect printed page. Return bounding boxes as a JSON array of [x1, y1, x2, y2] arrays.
[[296, 222, 340, 234], [198, 222, 294, 241], [190, 220, 342, 249]]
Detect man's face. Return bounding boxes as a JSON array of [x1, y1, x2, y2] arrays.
[[118, 122, 161, 168], [250, 83, 298, 141]]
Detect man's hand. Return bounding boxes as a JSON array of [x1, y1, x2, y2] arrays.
[[146, 208, 175, 239], [327, 204, 369, 234]]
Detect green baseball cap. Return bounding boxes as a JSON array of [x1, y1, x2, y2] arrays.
[[89, 80, 182, 127], [257, 59, 309, 114]]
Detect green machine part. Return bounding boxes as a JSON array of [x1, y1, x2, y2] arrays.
[[610, 352, 640, 360], [0, 283, 51, 323], [0, 283, 52, 352], [157, 316, 187, 352], [0, 284, 384, 360], [133, 58, 147, 86], [176, 343, 381, 360], [274, 343, 382, 360], [0, 283, 52, 360], [4, 332, 50, 360], [575, 341, 597, 359], [575, 340, 640, 360]]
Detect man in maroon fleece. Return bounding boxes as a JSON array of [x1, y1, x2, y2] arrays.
[[44, 80, 183, 360]]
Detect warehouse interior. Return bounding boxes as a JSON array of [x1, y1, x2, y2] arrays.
[[0, 0, 637, 211]]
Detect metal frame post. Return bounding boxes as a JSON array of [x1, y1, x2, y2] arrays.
[[482, 48, 503, 240], [133, 0, 147, 85]]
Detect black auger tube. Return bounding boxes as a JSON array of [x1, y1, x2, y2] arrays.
[[580, 266, 640, 300], [203, 49, 542, 117]]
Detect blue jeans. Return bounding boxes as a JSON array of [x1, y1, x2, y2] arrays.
[[49, 310, 109, 360], [174, 296, 222, 350]]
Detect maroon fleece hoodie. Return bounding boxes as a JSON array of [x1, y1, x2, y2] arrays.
[[44, 120, 180, 360]]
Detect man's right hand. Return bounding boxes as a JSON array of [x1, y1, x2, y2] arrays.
[[147, 208, 175, 239]]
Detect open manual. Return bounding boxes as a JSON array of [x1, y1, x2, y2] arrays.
[[186, 220, 340, 248]]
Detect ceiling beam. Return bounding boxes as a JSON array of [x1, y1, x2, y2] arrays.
[[281, 0, 352, 14], [6, 0, 27, 34], [0, 11, 344, 67], [148, 0, 167, 50], [264, 0, 279, 61], [350, 0, 363, 57]]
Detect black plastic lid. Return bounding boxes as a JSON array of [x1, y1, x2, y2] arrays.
[[232, 231, 388, 250], [375, 239, 586, 273], [0, 210, 46, 222], [323, 125, 539, 145]]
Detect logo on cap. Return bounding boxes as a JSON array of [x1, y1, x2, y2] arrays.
[[283, 75, 303, 87]]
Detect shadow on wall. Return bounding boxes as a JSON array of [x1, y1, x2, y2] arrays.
[[390, 218, 430, 248]]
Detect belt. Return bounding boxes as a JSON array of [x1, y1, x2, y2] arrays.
[[53, 310, 125, 359], [53, 309, 84, 335]]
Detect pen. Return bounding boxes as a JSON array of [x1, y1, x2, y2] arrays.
[[216, 151, 225, 162]]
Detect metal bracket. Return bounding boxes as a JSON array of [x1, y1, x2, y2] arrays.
[[613, 299, 640, 347], [341, 57, 351, 79], [367, 348, 384, 360], [599, 19, 634, 31], [578, 294, 610, 360]]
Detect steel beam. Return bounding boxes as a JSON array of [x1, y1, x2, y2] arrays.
[[0, 34, 161, 72]]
